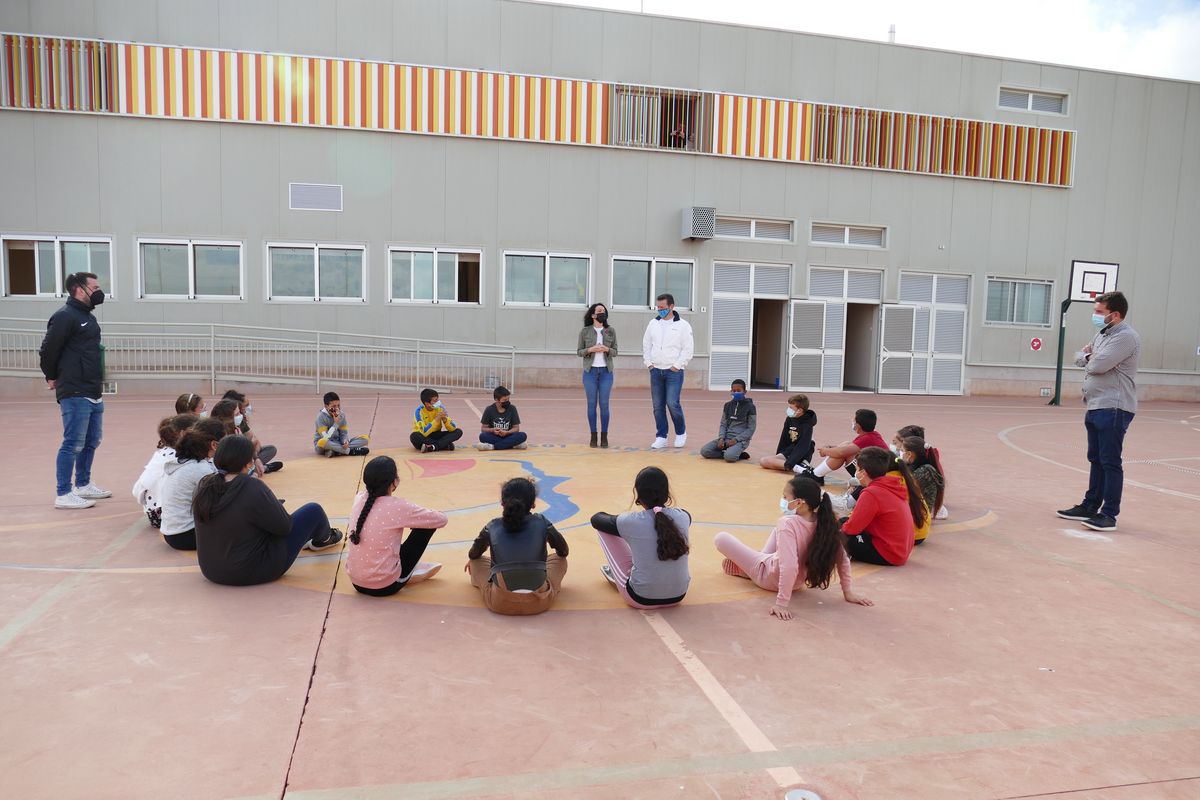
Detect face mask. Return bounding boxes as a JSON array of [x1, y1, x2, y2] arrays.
[[656, 308, 670, 319], [87, 288, 105, 307], [244, 405, 253, 416], [889, 444, 901, 456], [433, 401, 444, 409], [786, 407, 798, 418], [779, 497, 793, 514], [595, 313, 608, 324], [851, 427, 858, 437], [1091, 313, 1109, 329], [499, 400, 509, 408], [234, 413, 244, 426], [731, 392, 745, 401], [199, 410, 209, 418]]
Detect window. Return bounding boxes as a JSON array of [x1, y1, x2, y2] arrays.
[[389, 248, 481, 304], [998, 87, 1067, 115], [2, 236, 112, 297], [609, 85, 713, 152], [810, 223, 887, 248], [267, 243, 365, 302], [139, 239, 241, 299], [502, 252, 589, 306], [612, 256, 694, 310], [986, 278, 1053, 327], [714, 216, 794, 242]]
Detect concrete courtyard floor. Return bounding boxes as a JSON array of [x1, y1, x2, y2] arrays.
[[1, 386, 1197, 799]]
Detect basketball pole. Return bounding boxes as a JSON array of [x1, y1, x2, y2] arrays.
[[1049, 297, 1075, 406]]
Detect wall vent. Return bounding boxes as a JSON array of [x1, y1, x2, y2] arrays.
[[681, 207, 716, 240], [289, 183, 343, 212]]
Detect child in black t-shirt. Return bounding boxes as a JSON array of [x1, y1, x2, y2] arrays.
[[476, 386, 528, 451], [759, 393, 817, 473]]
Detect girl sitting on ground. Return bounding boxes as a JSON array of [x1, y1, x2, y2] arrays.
[[175, 392, 205, 415], [591, 466, 691, 609], [900, 435, 946, 529], [840, 446, 926, 566], [715, 475, 873, 620], [158, 417, 225, 550], [346, 456, 448, 597], [192, 435, 342, 586], [209, 399, 266, 476], [894, 424, 949, 519], [466, 477, 570, 615], [132, 414, 197, 528]]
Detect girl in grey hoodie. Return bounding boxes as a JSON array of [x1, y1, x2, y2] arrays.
[[158, 418, 225, 550]]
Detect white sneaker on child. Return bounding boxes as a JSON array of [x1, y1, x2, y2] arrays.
[[475, 443, 494, 451], [74, 483, 112, 499], [650, 437, 668, 450], [513, 442, 528, 450], [935, 504, 949, 520], [673, 433, 687, 448], [55, 492, 95, 510], [403, 562, 442, 584]]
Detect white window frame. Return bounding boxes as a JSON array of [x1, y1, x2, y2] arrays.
[[387, 246, 483, 306], [265, 242, 367, 303], [714, 215, 795, 243], [614, 255, 700, 311], [997, 86, 1069, 116], [501, 250, 591, 308], [809, 222, 888, 250], [1, 234, 114, 298], [984, 276, 1055, 329], [137, 238, 244, 301]]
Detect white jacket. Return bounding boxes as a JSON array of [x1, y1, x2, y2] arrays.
[[132, 447, 175, 512], [642, 314, 694, 370]]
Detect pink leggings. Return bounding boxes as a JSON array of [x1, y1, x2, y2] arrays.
[[595, 531, 682, 610], [713, 530, 778, 591]]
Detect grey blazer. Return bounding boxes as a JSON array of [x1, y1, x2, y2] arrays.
[[577, 325, 619, 372]]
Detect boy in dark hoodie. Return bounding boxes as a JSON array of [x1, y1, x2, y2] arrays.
[[700, 380, 757, 463], [759, 393, 817, 473]]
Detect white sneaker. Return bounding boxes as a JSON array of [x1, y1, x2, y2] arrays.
[[513, 442, 528, 450], [55, 492, 96, 509], [74, 483, 112, 499], [475, 442, 494, 451], [673, 433, 687, 448], [935, 504, 949, 520], [650, 437, 668, 450], [847, 476, 861, 488]]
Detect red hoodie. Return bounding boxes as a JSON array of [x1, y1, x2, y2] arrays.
[[841, 474, 915, 565]]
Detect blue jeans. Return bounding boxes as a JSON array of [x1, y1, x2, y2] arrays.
[[479, 431, 528, 450], [1082, 408, 1134, 518], [57, 397, 103, 496], [648, 367, 685, 438], [285, 503, 331, 567], [582, 367, 614, 433]]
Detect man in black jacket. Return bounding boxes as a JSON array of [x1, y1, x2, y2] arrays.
[[40, 272, 112, 509]]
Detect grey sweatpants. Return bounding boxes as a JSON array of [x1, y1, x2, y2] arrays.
[[701, 439, 748, 462], [315, 436, 369, 455]]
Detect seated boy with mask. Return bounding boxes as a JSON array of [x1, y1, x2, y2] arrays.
[[700, 379, 757, 463], [475, 386, 528, 451]]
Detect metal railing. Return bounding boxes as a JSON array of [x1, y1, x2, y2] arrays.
[[0, 318, 515, 394]]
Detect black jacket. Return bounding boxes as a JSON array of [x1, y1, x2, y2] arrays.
[[39, 297, 102, 402], [775, 409, 818, 470], [195, 474, 294, 586]]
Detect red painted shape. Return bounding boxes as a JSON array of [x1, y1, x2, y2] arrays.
[[410, 459, 476, 479]]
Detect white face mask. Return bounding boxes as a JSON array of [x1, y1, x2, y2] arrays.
[[779, 497, 794, 514], [889, 444, 901, 456], [786, 407, 798, 418], [234, 413, 244, 427], [244, 404, 253, 416]]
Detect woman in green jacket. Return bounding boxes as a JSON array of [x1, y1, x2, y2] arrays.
[[578, 303, 618, 448]]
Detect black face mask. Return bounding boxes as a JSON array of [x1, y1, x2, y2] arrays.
[[595, 313, 608, 324], [499, 400, 509, 408], [86, 288, 105, 308]]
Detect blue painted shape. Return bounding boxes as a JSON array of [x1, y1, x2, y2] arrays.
[[493, 459, 579, 524]]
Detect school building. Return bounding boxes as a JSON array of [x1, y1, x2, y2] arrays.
[[1, 0, 1197, 399]]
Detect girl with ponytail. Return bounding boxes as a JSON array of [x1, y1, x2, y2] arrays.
[[590, 466, 691, 609], [158, 417, 225, 550], [715, 476, 872, 620], [466, 477, 570, 615], [345, 456, 448, 597], [132, 413, 198, 528], [900, 435, 945, 529], [192, 434, 343, 586]]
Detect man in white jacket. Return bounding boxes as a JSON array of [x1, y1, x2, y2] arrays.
[[642, 293, 694, 449]]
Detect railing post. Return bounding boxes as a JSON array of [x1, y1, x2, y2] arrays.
[[415, 340, 421, 389], [209, 324, 216, 394], [315, 331, 321, 395]]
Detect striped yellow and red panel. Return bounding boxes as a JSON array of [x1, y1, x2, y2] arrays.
[[1, 33, 1073, 187]]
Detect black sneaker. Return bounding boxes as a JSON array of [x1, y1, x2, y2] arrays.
[[796, 466, 824, 486], [1056, 504, 1095, 521], [1082, 515, 1117, 532], [307, 528, 344, 552], [444, 443, 455, 451], [348, 447, 370, 456], [738, 451, 751, 460], [263, 461, 284, 474]]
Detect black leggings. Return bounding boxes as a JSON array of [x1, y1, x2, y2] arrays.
[[409, 429, 463, 451], [843, 531, 894, 566], [352, 528, 436, 596], [164, 529, 197, 550]]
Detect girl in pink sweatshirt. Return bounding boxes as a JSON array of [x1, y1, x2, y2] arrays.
[[346, 456, 449, 596], [714, 475, 873, 620]]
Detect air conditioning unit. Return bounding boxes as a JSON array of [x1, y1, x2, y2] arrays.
[[681, 207, 716, 240]]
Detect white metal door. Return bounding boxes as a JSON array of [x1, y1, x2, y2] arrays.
[[931, 308, 966, 394], [878, 305, 917, 394], [709, 263, 753, 389], [822, 301, 846, 392], [787, 300, 846, 392]]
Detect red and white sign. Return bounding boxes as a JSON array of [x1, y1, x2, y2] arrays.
[[1030, 337, 1043, 351]]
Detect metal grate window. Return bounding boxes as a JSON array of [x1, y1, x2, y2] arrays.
[[999, 87, 1067, 115], [811, 222, 886, 248], [289, 183, 343, 212]]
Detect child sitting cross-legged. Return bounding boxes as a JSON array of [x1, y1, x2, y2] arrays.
[[345, 456, 447, 596], [133, 413, 197, 529], [410, 388, 463, 452], [759, 393, 817, 473], [314, 392, 370, 457], [700, 379, 756, 463], [840, 446, 927, 566], [715, 475, 872, 620]]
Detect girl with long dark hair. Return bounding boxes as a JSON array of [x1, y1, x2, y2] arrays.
[[577, 302, 618, 447], [192, 435, 342, 586], [158, 417, 225, 550], [900, 435, 945, 525], [466, 477, 570, 615], [591, 466, 690, 609], [345, 456, 448, 596], [715, 475, 872, 620], [132, 413, 197, 528]]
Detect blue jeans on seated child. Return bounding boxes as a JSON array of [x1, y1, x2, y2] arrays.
[[480, 431, 528, 450]]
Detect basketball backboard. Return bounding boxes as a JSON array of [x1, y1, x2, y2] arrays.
[[1069, 260, 1118, 303]]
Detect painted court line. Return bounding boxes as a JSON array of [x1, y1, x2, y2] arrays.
[[642, 611, 804, 789]]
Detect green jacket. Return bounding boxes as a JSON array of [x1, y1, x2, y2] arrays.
[[576, 325, 619, 372]]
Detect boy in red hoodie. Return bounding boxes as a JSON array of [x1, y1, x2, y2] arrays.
[[840, 446, 924, 566]]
